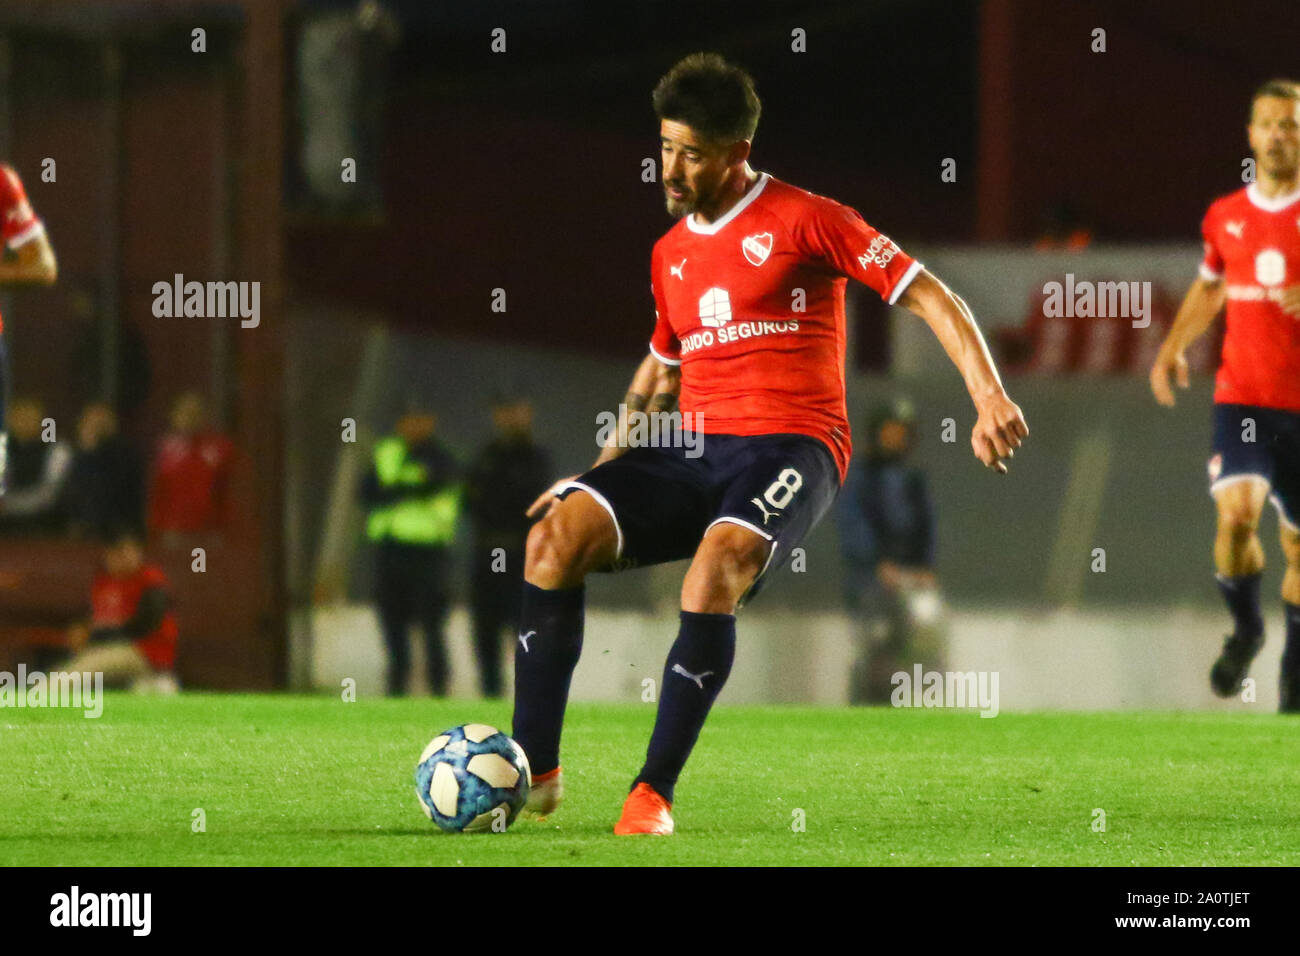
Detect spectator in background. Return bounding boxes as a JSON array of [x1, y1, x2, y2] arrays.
[[63, 402, 145, 539], [1033, 199, 1094, 251], [62, 528, 179, 692], [0, 396, 71, 535], [148, 392, 235, 543], [361, 405, 461, 696], [836, 399, 945, 704], [465, 393, 552, 697]]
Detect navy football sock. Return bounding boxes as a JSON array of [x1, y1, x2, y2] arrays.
[[1217, 572, 1264, 637], [511, 582, 584, 775], [633, 610, 736, 804], [1283, 603, 1300, 671]]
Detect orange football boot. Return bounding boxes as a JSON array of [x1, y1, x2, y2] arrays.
[[613, 782, 674, 835]]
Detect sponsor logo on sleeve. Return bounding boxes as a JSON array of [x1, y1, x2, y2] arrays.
[[858, 234, 900, 270]]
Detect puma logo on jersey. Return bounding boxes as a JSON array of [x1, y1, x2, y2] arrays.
[[671, 663, 714, 689], [670, 257, 687, 280], [518, 630, 536, 652], [1225, 220, 1245, 239]]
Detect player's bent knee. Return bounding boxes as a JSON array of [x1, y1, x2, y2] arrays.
[[525, 515, 580, 586], [525, 494, 617, 587], [1215, 497, 1262, 536], [722, 536, 771, 582], [688, 526, 771, 596], [1214, 485, 1266, 534]]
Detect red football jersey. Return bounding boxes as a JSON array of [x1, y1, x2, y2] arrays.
[[148, 431, 236, 533], [649, 173, 922, 481], [1199, 183, 1300, 412], [91, 563, 179, 671], [0, 164, 45, 335]]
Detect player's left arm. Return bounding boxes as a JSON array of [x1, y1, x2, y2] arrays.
[[0, 229, 57, 286], [896, 269, 1028, 474]]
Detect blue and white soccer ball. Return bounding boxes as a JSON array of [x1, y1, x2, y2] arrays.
[[415, 724, 532, 833]]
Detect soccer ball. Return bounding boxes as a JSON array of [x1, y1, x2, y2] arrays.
[[414, 723, 531, 833]]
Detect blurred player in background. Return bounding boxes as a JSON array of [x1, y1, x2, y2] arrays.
[[62, 528, 179, 693], [465, 393, 552, 698], [148, 392, 237, 543], [1150, 79, 1300, 711], [836, 399, 945, 704], [63, 401, 146, 540], [513, 53, 1027, 834], [0, 163, 58, 494]]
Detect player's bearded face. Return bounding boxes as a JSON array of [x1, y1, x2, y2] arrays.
[[660, 121, 730, 219], [664, 164, 725, 218], [1249, 97, 1300, 179]]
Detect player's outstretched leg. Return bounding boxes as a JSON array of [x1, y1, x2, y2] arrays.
[[513, 489, 618, 819], [1210, 480, 1268, 698], [615, 523, 768, 835], [1279, 525, 1300, 713]]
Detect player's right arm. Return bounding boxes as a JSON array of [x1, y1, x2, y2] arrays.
[[524, 351, 680, 519], [592, 351, 681, 467], [1149, 276, 1226, 407]]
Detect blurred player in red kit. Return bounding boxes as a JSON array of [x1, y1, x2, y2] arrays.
[[0, 163, 58, 493], [1151, 80, 1300, 710], [148, 391, 237, 540], [63, 529, 180, 692], [511, 53, 1028, 834]]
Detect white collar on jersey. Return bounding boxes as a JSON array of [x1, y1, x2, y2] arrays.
[[685, 172, 771, 235], [1246, 181, 1300, 212]]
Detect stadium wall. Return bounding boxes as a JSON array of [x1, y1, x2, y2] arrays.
[[308, 604, 1282, 711]]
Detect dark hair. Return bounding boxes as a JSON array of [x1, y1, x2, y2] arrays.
[[1251, 79, 1300, 119], [652, 53, 761, 146]]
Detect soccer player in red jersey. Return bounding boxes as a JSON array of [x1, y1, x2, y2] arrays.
[[148, 391, 237, 538], [0, 163, 58, 492], [64, 529, 180, 691], [512, 54, 1027, 833], [1151, 80, 1300, 711]]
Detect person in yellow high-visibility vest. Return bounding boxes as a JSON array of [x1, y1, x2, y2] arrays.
[[360, 407, 462, 696]]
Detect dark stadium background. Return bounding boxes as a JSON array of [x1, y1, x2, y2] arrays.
[[0, 0, 1297, 695]]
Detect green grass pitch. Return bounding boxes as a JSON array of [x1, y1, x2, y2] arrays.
[[5, 693, 1299, 866]]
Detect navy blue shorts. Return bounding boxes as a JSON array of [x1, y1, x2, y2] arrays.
[[1209, 403, 1300, 531], [555, 431, 840, 605]]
